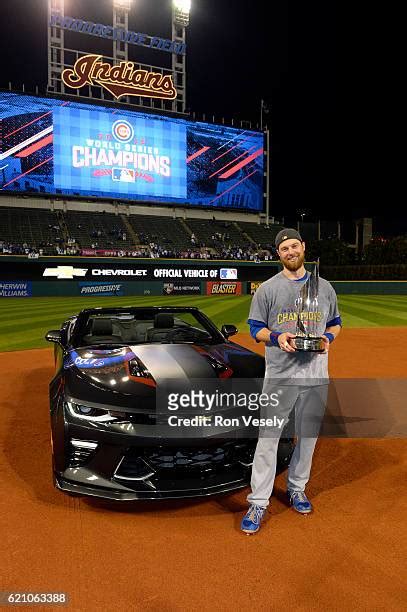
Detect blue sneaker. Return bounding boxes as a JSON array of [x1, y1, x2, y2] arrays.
[[287, 490, 312, 514], [241, 504, 266, 534]]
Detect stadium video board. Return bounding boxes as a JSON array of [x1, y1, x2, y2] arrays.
[[0, 92, 264, 211]]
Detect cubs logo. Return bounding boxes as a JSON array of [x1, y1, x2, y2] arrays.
[[112, 120, 134, 143]]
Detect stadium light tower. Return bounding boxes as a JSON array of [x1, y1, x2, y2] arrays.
[[113, 0, 133, 64], [48, 0, 65, 93], [113, 0, 133, 9], [173, 0, 191, 26], [172, 0, 190, 113], [112, 0, 133, 105]]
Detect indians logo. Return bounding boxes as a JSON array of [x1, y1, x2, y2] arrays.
[[112, 120, 134, 143], [62, 55, 176, 100]]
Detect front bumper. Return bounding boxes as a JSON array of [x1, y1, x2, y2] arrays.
[[52, 400, 294, 501], [55, 436, 294, 500], [55, 464, 252, 501], [56, 431, 260, 500]]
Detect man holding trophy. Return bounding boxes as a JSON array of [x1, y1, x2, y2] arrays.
[[241, 228, 342, 534]]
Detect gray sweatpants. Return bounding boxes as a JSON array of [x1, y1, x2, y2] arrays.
[[247, 384, 328, 508]]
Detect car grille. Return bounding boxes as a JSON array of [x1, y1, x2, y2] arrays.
[[114, 441, 256, 480]]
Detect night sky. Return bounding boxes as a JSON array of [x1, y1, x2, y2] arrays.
[[0, 1, 400, 234]]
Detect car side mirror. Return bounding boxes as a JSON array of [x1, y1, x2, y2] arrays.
[[45, 330, 62, 344], [221, 324, 238, 338]]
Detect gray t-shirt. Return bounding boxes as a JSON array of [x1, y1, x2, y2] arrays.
[[248, 271, 340, 384]]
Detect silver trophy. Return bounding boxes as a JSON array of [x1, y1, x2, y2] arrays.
[[294, 261, 325, 352]]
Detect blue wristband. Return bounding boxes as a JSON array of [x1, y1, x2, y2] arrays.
[[267, 331, 281, 347], [324, 332, 335, 343]]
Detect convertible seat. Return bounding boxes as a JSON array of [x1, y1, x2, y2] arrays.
[[83, 318, 123, 344], [132, 321, 154, 343], [117, 320, 153, 343], [146, 313, 175, 342]]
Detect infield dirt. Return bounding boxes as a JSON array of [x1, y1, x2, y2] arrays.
[[0, 328, 406, 611]]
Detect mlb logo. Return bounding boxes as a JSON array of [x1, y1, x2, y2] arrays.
[[112, 167, 135, 183], [220, 268, 237, 280]]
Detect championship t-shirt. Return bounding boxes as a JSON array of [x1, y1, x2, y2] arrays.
[[248, 271, 341, 384]]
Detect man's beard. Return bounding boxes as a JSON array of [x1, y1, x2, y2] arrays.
[[281, 252, 305, 271]]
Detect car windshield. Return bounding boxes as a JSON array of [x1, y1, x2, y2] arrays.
[[74, 309, 221, 347]]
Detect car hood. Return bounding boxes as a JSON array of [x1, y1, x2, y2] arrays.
[[63, 344, 220, 408]]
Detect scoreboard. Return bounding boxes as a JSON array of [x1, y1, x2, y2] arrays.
[[0, 91, 264, 211]]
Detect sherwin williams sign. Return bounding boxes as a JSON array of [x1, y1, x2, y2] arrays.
[[0, 281, 32, 297]]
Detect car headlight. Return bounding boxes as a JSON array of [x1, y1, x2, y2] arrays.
[[66, 401, 128, 423]]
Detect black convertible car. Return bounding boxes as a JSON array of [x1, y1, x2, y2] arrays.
[[46, 306, 294, 500]]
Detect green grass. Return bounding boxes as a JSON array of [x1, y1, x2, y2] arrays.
[[0, 294, 406, 352]]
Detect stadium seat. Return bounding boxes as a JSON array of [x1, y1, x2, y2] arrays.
[[238, 222, 284, 248]]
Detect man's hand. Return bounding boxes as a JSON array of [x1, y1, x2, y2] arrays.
[[320, 335, 330, 354], [278, 332, 297, 353]]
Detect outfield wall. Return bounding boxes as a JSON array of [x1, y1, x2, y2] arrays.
[[0, 257, 406, 297], [329, 281, 407, 294]]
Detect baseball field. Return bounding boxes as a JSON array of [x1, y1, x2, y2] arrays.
[[0, 294, 406, 611], [1, 293, 407, 352]]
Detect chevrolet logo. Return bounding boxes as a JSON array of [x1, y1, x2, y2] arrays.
[[43, 266, 88, 280]]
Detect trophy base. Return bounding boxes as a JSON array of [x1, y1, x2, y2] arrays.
[[294, 336, 326, 352]]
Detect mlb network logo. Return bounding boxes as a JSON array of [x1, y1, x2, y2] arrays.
[[112, 167, 135, 183], [220, 268, 237, 280]]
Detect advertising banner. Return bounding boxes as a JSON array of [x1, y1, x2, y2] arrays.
[[78, 281, 125, 296], [0, 281, 32, 297], [80, 249, 124, 257], [248, 281, 263, 295], [162, 282, 201, 295], [0, 259, 282, 282], [206, 281, 242, 295]]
